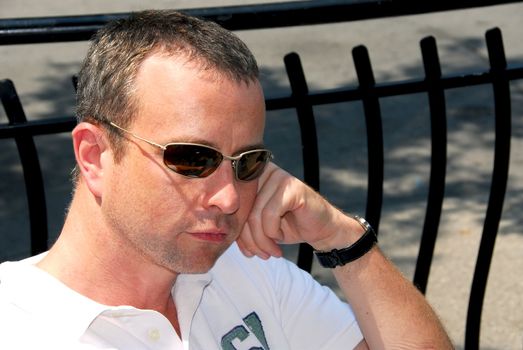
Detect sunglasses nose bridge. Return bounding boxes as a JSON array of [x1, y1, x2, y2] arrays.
[[220, 154, 243, 180]]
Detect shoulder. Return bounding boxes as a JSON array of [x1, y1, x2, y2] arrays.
[[210, 243, 337, 306], [213, 243, 312, 286], [0, 256, 46, 318], [206, 244, 363, 348], [0, 259, 47, 347], [0, 253, 47, 295]]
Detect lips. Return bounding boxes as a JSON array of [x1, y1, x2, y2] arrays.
[[188, 231, 228, 243]]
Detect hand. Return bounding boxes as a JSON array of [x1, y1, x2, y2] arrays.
[[237, 168, 453, 349], [237, 163, 363, 259]]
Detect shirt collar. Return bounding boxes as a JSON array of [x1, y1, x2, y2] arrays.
[[0, 253, 109, 341], [0, 252, 214, 342]]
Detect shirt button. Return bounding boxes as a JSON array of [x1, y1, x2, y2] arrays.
[[110, 311, 124, 317], [148, 328, 161, 342]]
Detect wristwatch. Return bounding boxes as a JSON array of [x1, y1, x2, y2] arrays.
[[314, 215, 377, 268]]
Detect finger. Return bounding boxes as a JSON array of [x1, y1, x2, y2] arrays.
[[259, 176, 300, 242], [250, 166, 288, 236], [257, 161, 278, 189], [238, 221, 272, 259], [257, 168, 305, 243], [247, 166, 281, 243], [236, 241, 254, 258], [244, 198, 285, 258], [236, 223, 255, 257], [249, 225, 283, 258]]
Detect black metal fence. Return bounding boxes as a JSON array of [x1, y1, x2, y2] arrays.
[[1, 1, 522, 349]]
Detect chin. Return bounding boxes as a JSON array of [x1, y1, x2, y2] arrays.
[[159, 248, 226, 275]]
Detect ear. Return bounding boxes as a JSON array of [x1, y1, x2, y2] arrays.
[[72, 122, 110, 197]]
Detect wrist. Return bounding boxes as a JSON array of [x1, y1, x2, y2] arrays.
[[313, 214, 378, 268], [311, 213, 367, 252]]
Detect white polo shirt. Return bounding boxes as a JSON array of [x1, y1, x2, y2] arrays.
[[0, 244, 363, 349]]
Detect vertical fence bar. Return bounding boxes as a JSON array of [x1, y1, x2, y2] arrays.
[[465, 27, 511, 350], [352, 45, 384, 233], [413, 36, 447, 294], [284, 52, 320, 272], [0, 79, 48, 255]]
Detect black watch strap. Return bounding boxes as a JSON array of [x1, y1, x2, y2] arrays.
[[314, 215, 377, 268]]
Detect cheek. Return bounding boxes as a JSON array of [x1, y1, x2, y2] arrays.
[[104, 165, 197, 239], [105, 152, 184, 216]]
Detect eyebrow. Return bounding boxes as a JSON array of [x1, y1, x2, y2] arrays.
[[107, 120, 267, 156]]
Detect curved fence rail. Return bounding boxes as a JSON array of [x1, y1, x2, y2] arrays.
[[0, 0, 522, 44], [1, 2, 523, 349]]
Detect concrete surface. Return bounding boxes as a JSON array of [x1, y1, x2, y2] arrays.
[[1, 1, 522, 348]]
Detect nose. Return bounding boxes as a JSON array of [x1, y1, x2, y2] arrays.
[[204, 160, 240, 214]]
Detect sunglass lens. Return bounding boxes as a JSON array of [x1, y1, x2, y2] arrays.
[[164, 144, 222, 177], [237, 150, 271, 181]]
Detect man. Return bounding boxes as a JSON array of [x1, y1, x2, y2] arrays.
[[0, 10, 452, 349]]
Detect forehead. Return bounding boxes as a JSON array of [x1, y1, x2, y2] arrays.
[[132, 54, 266, 147]]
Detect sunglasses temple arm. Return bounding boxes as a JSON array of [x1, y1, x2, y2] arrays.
[[109, 122, 167, 150]]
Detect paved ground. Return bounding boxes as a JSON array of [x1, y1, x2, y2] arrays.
[[1, 1, 523, 348]]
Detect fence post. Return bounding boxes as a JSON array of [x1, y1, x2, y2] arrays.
[[0, 79, 48, 255], [465, 27, 511, 350], [413, 36, 448, 294], [284, 52, 320, 272], [352, 45, 384, 233]]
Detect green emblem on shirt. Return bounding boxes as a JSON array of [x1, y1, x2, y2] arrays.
[[221, 312, 269, 350]]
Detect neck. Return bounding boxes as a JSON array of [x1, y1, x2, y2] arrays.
[[37, 188, 181, 333]]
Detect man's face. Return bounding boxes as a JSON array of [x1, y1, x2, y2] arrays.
[[101, 54, 266, 274]]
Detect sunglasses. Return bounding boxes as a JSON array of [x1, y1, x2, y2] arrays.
[[106, 122, 273, 182]]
